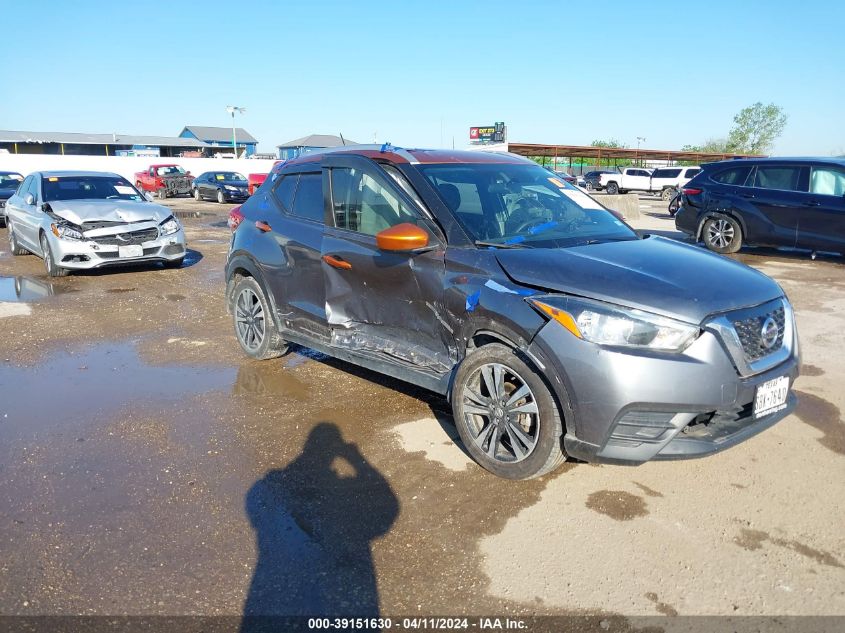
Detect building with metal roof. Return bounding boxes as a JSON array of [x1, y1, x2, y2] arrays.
[[0, 129, 210, 158], [276, 134, 359, 160], [179, 126, 258, 157]]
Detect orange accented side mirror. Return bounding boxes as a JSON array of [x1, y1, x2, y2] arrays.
[[375, 223, 429, 252]]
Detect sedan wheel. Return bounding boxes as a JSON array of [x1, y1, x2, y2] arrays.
[[452, 343, 565, 479], [9, 227, 28, 256], [703, 215, 743, 254], [194, 187, 201, 201], [585, 181, 594, 191], [40, 234, 68, 277], [217, 189, 226, 204]]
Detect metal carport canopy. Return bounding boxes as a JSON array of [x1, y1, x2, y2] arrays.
[[506, 142, 764, 163]]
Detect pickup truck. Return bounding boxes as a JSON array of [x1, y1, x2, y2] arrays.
[[599, 168, 654, 195], [134, 164, 194, 199], [247, 160, 285, 195]]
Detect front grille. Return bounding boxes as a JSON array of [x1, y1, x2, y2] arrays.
[[733, 306, 785, 362], [92, 227, 160, 246]]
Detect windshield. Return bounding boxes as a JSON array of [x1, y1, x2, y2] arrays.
[[214, 172, 246, 181], [419, 163, 637, 248], [156, 166, 186, 176], [0, 173, 23, 188], [42, 176, 144, 202]]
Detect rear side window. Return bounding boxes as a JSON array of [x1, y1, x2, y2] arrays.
[[272, 174, 298, 211], [652, 168, 682, 179], [290, 173, 324, 222], [810, 166, 845, 197], [711, 166, 751, 185], [684, 168, 701, 178], [752, 166, 806, 192]]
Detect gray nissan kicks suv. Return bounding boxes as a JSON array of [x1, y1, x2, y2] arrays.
[[225, 147, 799, 479]]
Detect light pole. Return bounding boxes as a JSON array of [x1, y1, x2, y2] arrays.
[[636, 136, 646, 166], [226, 106, 246, 158]]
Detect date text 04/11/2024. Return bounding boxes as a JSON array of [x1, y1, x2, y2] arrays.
[[307, 617, 528, 630]]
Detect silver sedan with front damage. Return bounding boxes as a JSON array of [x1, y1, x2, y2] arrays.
[[5, 171, 186, 277]]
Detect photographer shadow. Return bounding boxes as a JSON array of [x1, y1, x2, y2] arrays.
[[241, 423, 399, 631]]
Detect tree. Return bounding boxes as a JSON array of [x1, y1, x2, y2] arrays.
[[726, 102, 787, 154], [588, 139, 631, 168]]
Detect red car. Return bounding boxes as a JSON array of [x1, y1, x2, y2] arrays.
[[247, 160, 284, 195], [134, 164, 194, 199]]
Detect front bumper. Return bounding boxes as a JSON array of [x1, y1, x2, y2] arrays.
[[49, 228, 187, 270], [223, 190, 249, 201], [528, 309, 799, 465]]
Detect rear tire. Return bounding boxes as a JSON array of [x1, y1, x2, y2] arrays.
[[661, 187, 676, 201], [606, 182, 619, 195], [40, 234, 68, 277], [702, 214, 743, 254], [452, 343, 566, 479], [9, 226, 28, 255], [231, 276, 287, 360]]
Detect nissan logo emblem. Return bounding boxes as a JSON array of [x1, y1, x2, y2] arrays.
[[760, 316, 779, 349]]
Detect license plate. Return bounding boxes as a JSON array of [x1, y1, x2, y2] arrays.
[[754, 376, 789, 418], [118, 245, 144, 258]]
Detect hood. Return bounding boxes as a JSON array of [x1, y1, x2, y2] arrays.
[[218, 179, 247, 187], [46, 199, 172, 225], [495, 236, 782, 323], [0, 187, 17, 198]]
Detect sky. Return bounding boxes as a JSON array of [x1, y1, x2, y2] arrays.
[[2, 0, 843, 156]]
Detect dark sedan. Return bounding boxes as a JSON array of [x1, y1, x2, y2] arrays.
[[192, 171, 249, 203], [0, 171, 24, 226], [675, 158, 845, 255], [582, 170, 616, 191]]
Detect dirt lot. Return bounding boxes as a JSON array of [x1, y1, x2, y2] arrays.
[[0, 196, 842, 626]]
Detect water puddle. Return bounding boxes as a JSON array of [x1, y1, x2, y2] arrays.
[[0, 276, 74, 302], [0, 342, 236, 433]]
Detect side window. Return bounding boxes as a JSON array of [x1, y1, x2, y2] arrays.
[[711, 166, 751, 186], [290, 172, 324, 223], [809, 166, 845, 197], [753, 166, 806, 192], [272, 173, 298, 211], [18, 176, 31, 197], [684, 168, 701, 179], [28, 177, 40, 200], [331, 167, 420, 236]]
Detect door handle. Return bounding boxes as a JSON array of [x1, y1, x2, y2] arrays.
[[322, 254, 352, 270], [739, 193, 755, 199], [803, 200, 821, 207]]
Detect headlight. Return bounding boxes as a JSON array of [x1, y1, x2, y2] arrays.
[[159, 216, 181, 236], [50, 222, 84, 241], [224, 185, 238, 191], [529, 295, 700, 352]]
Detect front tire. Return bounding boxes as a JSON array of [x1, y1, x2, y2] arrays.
[[231, 276, 287, 360], [40, 234, 68, 277], [194, 187, 201, 201], [452, 343, 565, 479], [606, 182, 619, 195], [702, 214, 743, 254], [585, 181, 594, 191], [217, 189, 226, 204]]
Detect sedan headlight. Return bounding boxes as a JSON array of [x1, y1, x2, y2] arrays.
[[50, 222, 84, 241], [159, 216, 181, 236], [529, 295, 700, 352], [224, 185, 238, 191]]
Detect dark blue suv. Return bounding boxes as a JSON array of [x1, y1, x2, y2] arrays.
[[675, 158, 845, 255]]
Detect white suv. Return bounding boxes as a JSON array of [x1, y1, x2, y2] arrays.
[[650, 166, 702, 200]]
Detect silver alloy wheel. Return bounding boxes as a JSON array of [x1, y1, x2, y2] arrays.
[[707, 219, 735, 249], [462, 362, 540, 463], [41, 235, 53, 275], [235, 287, 265, 351], [194, 187, 201, 200]]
